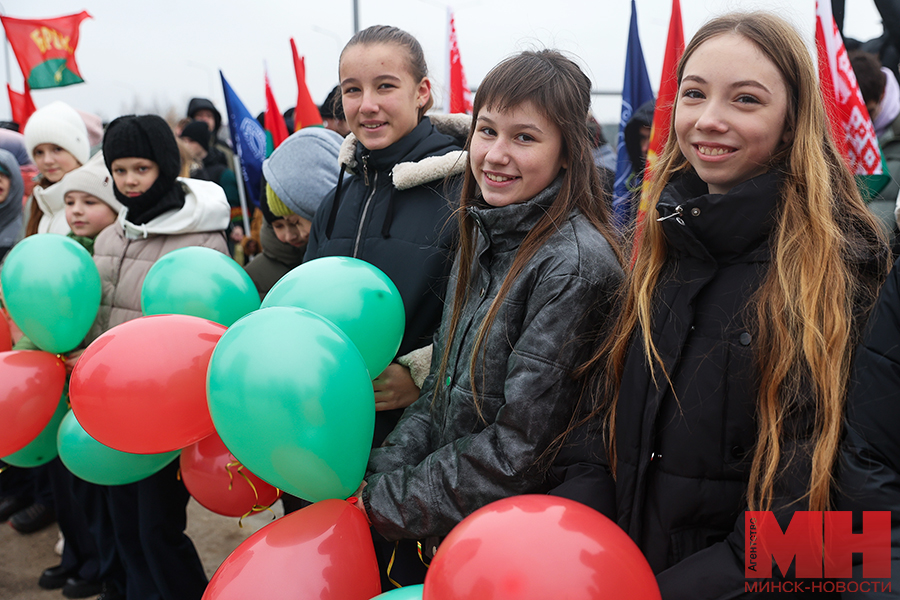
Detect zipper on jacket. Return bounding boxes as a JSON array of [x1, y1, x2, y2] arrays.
[[353, 172, 379, 257], [362, 153, 370, 187], [657, 204, 685, 226]]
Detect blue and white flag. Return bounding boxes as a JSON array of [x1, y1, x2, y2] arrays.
[[612, 0, 655, 228], [221, 71, 266, 208]]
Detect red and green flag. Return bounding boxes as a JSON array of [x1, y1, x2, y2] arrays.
[[264, 72, 289, 157], [290, 39, 323, 131], [0, 11, 91, 89]]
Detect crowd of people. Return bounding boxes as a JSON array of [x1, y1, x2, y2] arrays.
[[0, 7, 899, 600]]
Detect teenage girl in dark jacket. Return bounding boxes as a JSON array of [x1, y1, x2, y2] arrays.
[[305, 25, 468, 448], [351, 49, 625, 588], [582, 12, 889, 599]]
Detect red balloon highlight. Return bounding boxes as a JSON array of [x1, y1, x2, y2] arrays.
[[424, 495, 661, 600], [180, 432, 281, 518], [203, 499, 381, 600], [69, 314, 226, 454], [0, 350, 66, 456]]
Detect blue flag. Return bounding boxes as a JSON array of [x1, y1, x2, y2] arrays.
[[612, 0, 655, 228], [221, 71, 266, 208]]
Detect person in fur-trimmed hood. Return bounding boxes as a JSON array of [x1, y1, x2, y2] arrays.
[[306, 25, 469, 453]]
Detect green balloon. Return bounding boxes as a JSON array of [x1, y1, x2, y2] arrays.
[[0, 235, 101, 353], [2, 393, 68, 467], [141, 246, 260, 327], [371, 585, 424, 599], [262, 257, 405, 378], [57, 410, 179, 485], [207, 306, 375, 502]]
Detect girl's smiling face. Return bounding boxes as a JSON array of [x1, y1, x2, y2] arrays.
[[675, 33, 791, 195], [339, 42, 431, 151], [470, 101, 566, 208]]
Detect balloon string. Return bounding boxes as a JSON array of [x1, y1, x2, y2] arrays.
[[225, 460, 278, 528], [417, 541, 432, 568], [386, 541, 402, 588]]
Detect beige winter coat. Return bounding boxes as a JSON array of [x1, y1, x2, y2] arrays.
[[86, 178, 230, 343]]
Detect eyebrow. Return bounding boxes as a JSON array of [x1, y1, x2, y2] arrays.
[[681, 74, 772, 93], [477, 115, 546, 135], [340, 73, 403, 86]]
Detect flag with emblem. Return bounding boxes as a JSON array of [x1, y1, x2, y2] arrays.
[[815, 0, 881, 175], [221, 72, 266, 209], [447, 10, 473, 114], [634, 0, 684, 238], [0, 11, 91, 89]]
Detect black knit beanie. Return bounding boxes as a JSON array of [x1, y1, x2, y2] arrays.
[[180, 120, 209, 151], [102, 114, 184, 225]]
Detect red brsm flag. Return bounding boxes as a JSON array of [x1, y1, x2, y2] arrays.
[[0, 11, 91, 89], [264, 73, 289, 155], [7, 83, 36, 129], [290, 39, 323, 131], [448, 12, 473, 114], [815, 0, 881, 175], [634, 0, 684, 240]]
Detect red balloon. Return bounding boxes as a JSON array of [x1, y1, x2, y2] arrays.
[[0, 311, 11, 352], [181, 432, 281, 518], [423, 495, 661, 600], [0, 351, 66, 456], [203, 499, 381, 600], [69, 314, 226, 454]]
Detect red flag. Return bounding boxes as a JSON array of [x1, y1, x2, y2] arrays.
[[815, 0, 881, 175], [0, 11, 91, 89], [635, 0, 684, 233], [264, 72, 289, 156], [290, 39, 323, 131], [7, 83, 36, 129], [448, 11, 473, 114]]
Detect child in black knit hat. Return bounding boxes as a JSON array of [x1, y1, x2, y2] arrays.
[[72, 114, 231, 600]]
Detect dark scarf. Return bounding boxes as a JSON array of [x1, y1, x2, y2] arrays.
[[117, 178, 185, 226]]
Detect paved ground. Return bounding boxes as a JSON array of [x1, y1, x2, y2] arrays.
[[0, 498, 284, 600]]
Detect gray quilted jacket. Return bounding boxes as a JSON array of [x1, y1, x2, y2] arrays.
[[363, 180, 624, 541]]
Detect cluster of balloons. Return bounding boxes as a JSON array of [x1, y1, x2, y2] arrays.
[[202, 495, 660, 600], [207, 256, 405, 503], [0, 235, 98, 468]]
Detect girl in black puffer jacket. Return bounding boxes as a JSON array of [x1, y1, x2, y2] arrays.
[[581, 12, 889, 600], [351, 50, 625, 588]]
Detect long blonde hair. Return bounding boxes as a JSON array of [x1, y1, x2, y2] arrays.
[[601, 12, 888, 512]]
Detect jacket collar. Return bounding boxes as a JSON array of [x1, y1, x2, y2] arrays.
[[468, 176, 563, 254], [337, 114, 469, 189], [656, 170, 780, 263]]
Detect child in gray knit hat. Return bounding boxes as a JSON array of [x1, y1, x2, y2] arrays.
[[262, 127, 342, 249]]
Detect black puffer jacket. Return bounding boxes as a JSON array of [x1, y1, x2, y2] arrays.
[[363, 179, 624, 542], [305, 114, 469, 445], [615, 172, 849, 599], [836, 255, 900, 599]]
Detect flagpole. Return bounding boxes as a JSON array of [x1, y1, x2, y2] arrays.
[[232, 153, 252, 235], [445, 7, 452, 114]]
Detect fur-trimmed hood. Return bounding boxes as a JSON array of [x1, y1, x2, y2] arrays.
[[337, 113, 470, 190]]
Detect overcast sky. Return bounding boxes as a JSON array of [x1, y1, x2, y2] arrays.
[[0, 0, 888, 125]]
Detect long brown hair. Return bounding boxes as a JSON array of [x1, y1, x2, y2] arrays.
[[435, 49, 624, 417], [599, 12, 888, 512], [24, 175, 52, 237]]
